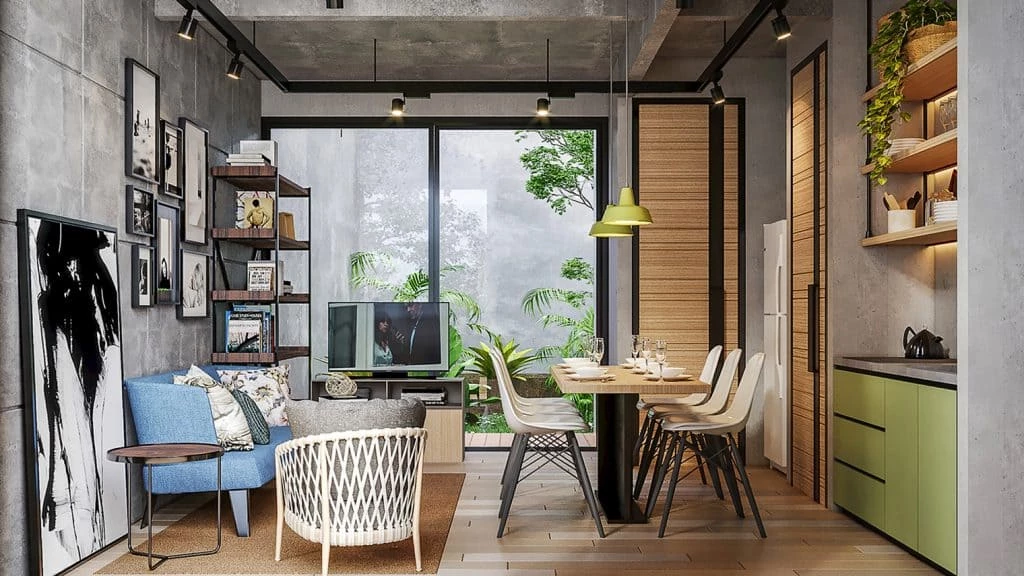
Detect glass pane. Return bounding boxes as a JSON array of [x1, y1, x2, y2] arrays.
[[272, 128, 429, 388], [439, 129, 598, 423]]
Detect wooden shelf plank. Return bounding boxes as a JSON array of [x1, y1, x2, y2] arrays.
[[861, 129, 957, 175], [212, 346, 310, 364], [276, 346, 311, 361], [211, 228, 309, 250], [210, 165, 310, 197], [861, 221, 957, 247], [211, 290, 310, 303], [863, 38, 957, 102]]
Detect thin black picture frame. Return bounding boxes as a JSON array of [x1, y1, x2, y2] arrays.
[[180, 117, 209, 246], [178, 249, 210, 319], [161, 120, 184, 199], [126, 185, 155, 237], [125, 58, 160, 185], [154, 200, 181, 305], [16, 209, 129, 576], [131, 244, 154, 308]]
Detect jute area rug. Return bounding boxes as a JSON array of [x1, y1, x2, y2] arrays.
[[98, 473, 465, 575]]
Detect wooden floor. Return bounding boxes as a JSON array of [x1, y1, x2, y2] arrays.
[[71, 451, 941, 575], [466, 432, 597, 448]]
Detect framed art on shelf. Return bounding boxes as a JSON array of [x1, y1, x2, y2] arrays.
[[180, 117, 208, 245], [179, 249, 209, 319], [127, 185, 155, 237], [246, 260, 279, 292], [161, 120, 183, 198], [131, 244, 154, 308], [125, 59, 160, 185], [155, 201, 180, 305], [16, 210, 128, 576]]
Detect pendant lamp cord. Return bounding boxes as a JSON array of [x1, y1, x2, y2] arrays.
[[624, 0, 630, 188], [373, 38, 377, 82]]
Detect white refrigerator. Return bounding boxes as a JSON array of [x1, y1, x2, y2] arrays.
[[763, 220, 789, 469]]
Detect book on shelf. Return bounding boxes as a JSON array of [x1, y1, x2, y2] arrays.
[[225, 305, 275, 354], [239, 140, 278, 166], [226, 153, 272, 167], [400, 387, 447, 406], [246, 260, 283, 292]]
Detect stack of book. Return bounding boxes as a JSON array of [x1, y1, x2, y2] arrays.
[[225, 304, 274, 354], [400, 388, 447, 406], [226, 153, 272, 167]]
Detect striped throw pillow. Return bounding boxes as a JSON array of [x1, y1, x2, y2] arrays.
[[232, 389, 270, 445]]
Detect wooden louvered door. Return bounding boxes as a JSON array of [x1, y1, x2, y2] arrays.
[[790, 46, 827, 503], [636, 100, 743, 408]]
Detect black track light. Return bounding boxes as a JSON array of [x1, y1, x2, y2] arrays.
[[326, 0, 343, 7], [676, 0, 695, 8], [226, 53, 244, 79], [177, 8, 198, 40], [536, 97, 551, 117], [391, 96, 406, 117], [710, 82, 726, 105], [772, 10, 792, 40]]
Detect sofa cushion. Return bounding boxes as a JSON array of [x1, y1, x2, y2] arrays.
[[218, 366, 290, 426], [232, 389, 271, 445], [174, 365, 253, 451], [286, 398, 426, 438]]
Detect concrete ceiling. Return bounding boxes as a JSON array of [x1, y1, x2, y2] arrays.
[[155, 0, 831, 83]]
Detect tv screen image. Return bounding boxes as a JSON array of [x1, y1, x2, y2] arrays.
[[327, 302, 449, 372]]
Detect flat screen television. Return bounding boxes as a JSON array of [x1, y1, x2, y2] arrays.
[[327, 302, 450, 372]]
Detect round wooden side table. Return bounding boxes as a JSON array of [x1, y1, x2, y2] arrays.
[[107, 443, 224, 571]]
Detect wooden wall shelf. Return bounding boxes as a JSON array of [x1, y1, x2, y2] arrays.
[[862, 39, 957, 102], [211, 228, 309, 250], [861, 129, 957, 175], [861, 221, 957, 247], [212, 346, 310, 365], [211, 290, 310, 303], [211, 165, 310, 197]]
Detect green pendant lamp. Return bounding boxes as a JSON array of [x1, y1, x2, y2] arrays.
[[602, 186, 652, 226], [589, 205, 633, 237]]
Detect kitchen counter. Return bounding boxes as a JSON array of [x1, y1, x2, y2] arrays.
[[835, 356, 956, 387]]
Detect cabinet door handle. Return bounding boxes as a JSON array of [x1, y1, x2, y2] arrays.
[[807, 284, 819, 373]]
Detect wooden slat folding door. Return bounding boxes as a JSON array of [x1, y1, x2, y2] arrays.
[[636, 100, 743, 402], [791, 46, 828, 503]]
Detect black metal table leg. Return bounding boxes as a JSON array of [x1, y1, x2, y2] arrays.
[[596, 393, 646, 523]]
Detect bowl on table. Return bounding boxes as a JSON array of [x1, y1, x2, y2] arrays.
[[574, 366, 608, 379], [661, 367, 686, 379], [563, 357, 593, 366]]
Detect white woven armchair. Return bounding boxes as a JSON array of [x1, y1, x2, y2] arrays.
[[274, 427, 428, 575]]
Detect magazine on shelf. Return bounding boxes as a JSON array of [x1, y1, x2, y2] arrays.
[[226, 305, 275, 353]]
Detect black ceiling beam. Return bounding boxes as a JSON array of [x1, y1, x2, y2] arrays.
[[286, 80, 702, 95], [175, 0, 290, 91], [695, 0, 787, 91]]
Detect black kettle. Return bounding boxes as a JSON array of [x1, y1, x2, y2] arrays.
[[903, 327, 948, 359]]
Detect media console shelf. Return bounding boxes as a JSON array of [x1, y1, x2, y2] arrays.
[[311, 376, 465, 464]]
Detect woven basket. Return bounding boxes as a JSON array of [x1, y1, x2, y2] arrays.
[[903, 21, 957, 63]]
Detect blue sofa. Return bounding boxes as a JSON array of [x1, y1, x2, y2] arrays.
[[124, 365, 292, 536]]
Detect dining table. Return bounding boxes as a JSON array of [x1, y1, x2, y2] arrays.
[[550, 363, 711, 523]]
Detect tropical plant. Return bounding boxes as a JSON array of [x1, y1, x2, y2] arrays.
[[521, 257, 595, 360], [515, 130, 596, 214], [859, 0, 955, 186]]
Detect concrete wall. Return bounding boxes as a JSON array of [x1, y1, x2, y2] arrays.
[[0, 0, 261, 572], [958, 2, 1024, 574]]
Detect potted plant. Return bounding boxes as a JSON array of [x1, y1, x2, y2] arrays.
[[859, 0, 956, 186]]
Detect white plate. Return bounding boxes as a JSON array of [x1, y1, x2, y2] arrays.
[[569, 374, 615, 381], [643, 375, 694, 381]]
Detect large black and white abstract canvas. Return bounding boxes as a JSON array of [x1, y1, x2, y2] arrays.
[[16, 210, 128, 576]]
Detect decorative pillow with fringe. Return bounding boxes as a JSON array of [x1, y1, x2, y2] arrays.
[[174, 365, 253, 451]]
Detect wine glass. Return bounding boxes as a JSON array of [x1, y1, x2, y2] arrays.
[[631, 334, 642, 364], [591, 337, 605, 365], [640, 337, 652, 372], [655, 340, 668, 380]]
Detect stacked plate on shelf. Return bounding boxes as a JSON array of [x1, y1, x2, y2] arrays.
[[931, 200, 959, 223], [887, 138, 926, 157]]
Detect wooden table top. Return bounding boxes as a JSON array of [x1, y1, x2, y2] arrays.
[[551, 364, 711, 395], [107, 443, 223, 465]]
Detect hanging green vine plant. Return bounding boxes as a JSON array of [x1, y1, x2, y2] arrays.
[[858, 0, 955, 186]]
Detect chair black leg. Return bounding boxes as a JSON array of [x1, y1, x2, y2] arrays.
[[728, 433, 766, 538], [712, 436, 745, 518], [644, 431, 676, 519], [692, 435, 709, 486], [633, 418, 661, 500], [697, 435, 725, 500], [633, 411, 651, 462], [501, 434, 523, 487], [497, 434, 529, 538], [658, 432, 687, 538], [499, 434, 524, 517], [567, 432, 605, 538]]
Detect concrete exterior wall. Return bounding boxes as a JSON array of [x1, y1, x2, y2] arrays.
[[958, 1, 1024, 574], [0, 1, 261, 572]]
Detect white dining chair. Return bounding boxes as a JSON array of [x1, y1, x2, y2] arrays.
[[489, 346, 605, 539], [648, 353, 766, 538]]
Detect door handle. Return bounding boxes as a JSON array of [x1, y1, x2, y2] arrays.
[[807, 284, 819, 373]]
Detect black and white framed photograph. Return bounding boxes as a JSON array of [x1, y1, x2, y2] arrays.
[[125, 59, 160, 185], [16, 210, 128, 576], [155, 201, 180, 305], [180, 117, 208, 245], [131, 244, 154, 308], [126, 185, 155, 237], [161, 120, 183, 198], [179, 249, 209, 319]]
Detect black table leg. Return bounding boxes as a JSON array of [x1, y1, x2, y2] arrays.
[[596, 393, 646, 523]]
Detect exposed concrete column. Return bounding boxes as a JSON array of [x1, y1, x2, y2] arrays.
[[958, 2, 1024, 575]]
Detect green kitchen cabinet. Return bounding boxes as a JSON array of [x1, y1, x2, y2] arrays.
[[918, 385, 957, 573], [835, 369, 886, 427], [884, 378, 919, 549]]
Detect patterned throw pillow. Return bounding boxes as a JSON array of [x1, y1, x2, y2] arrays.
[[231, 389, 271, 445], [174, 365, 254, 451], [218, 365, 291, 427]]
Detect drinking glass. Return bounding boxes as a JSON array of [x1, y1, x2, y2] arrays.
[[655, 340, 668, 380], [640, 337, 652, 371], [591, 337, 605, 365], [631, 334, 642, 364]]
